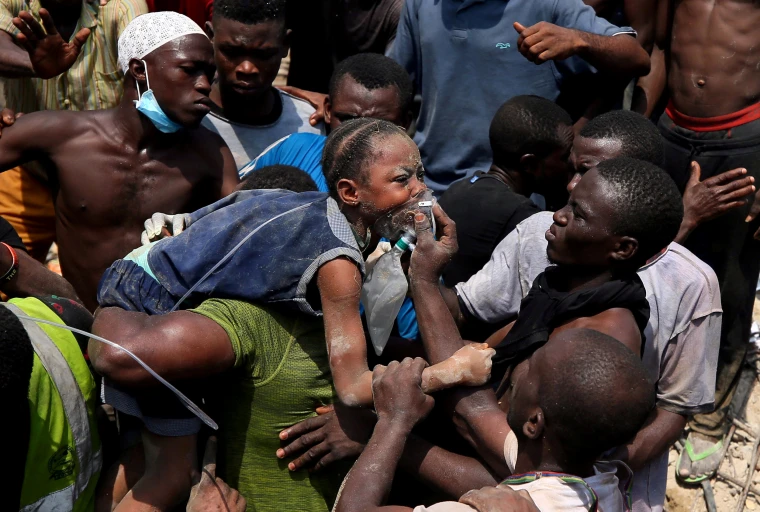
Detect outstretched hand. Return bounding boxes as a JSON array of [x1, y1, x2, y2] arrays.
[[12, 9, 91, 79], [409, 203, 458, 285], [683, 161, 755, 229], [513, 21, 582, 64], [187, 437, 247, 512]]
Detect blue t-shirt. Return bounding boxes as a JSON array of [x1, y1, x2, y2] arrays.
[[239, 133, 330, 192], [389, 0, 634, 192]]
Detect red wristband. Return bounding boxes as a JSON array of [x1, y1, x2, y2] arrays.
[[0, 242, 19, 282]]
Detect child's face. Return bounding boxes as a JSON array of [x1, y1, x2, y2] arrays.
[[356, 135, 427, 224]]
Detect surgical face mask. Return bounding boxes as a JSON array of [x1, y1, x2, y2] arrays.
[[134, 60, 183, 134], [504, 430, 519, 474], [372, 189, 436, 242]]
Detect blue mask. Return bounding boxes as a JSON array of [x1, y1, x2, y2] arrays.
[[134, 60, 183, 134]]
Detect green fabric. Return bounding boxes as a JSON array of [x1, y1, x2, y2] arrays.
[[192, 299, 345, 512], [12, 297, 100, 512]]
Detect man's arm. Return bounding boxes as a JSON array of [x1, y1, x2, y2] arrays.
[[514, 22, 649, 77], [89, 307, 235, 388], [631, 0, 670, 116], [398, 433, 500, 498], [611, 407, 686, 471], [218, 143, 240, 197], [0, 241, 80, 300], [335, 358, 434, 512], [0, 30, 33, 77], [0, 110, 72, 171]]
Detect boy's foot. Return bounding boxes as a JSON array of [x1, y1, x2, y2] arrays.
[[677, 431, 724, 483]]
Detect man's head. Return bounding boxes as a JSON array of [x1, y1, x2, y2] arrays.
[[239, 165, 319, 192], [489, 95, 573, 197], [322, 118, 426, 226], [325, 54, 414, 131], [569, 110, 664, 191], [0, 305, 33, 509], [207, 0, 289, 98], [506, 328, 655, 469], [547, 157, 683, 272], [119, 13, 215, 128]]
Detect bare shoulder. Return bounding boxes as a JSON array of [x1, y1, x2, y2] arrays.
[[557, 308, 641, 354], [5, 109, 107, 146]]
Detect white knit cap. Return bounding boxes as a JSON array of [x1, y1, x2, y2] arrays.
[[118, 12, 208, 73]]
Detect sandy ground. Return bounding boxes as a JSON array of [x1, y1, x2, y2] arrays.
[[665, 302, 760, 512]]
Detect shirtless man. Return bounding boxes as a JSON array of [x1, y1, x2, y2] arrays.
[[634, 0, 760, 482], [0, 12, 239, 310]]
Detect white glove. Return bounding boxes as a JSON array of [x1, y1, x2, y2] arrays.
[[140, 212, 191, 246]]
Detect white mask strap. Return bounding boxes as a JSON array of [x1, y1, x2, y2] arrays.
[[135, 60, 150, 101]]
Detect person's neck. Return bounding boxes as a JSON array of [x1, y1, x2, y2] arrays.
[[210, 82, 278, 125], [114, 96, 185, 149], [551, 265, 615, 294], [513, 445, 596, 478], [487, 164, 533, 198], [340, 204, 371, 247]]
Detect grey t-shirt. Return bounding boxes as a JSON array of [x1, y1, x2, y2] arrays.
[[455, 211, 722, 512], [201, 90, 326, 170]]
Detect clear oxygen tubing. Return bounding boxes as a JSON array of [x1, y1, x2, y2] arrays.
[[12, 200, 333, 428], [14, 313, 219, 430], [170, 200, 318, 312]]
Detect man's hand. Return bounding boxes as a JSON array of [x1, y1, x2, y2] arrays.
[[0, 108, 22, 137], [745, 186, 760, 241], [684, 162, 754, 226], [514, 21, 584, 64], [276, 403, 376, 472], [187, 437, 247, 512], [277, 85, 327, 127], [459, 486, 539, 512], [409, 204, 458, 285], [12, 9, 91, 79], [141, 212, 191, 245], [372, 358, 435, 430]]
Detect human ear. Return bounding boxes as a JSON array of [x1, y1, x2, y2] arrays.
[[402, 110, 414, 131], [610, 236, 639, 263], [522, 407, 544, 440], [336, 178, 360, 207], [281, 28, 292, 56], [519, 154, 540, 176], [324, 97, 333, 126], [128, 59, 147, 85], [204, 21, 214, 40]]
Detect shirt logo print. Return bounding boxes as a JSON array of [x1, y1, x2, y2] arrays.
[[495, 42, 511, 49]]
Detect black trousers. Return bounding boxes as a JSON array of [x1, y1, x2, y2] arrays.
[[659, 113, 760, 437]]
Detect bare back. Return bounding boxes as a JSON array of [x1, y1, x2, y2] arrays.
[[1, 109, 238, 310], [668, 0, 760, 117]]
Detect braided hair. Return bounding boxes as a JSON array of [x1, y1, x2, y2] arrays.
[[322, 118, 410, 199]]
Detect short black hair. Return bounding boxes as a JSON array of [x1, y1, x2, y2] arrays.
[[213, 0, 286, 25], [489, 95, 573, 167], [0, 305, 33, 509], [322, 118, 410, 199], [595, 157, 683, 265], [540, 329, 655, 461], [240, 165, 319, 193], [580, 110, 664, 166], [328, 53, 414, 115]]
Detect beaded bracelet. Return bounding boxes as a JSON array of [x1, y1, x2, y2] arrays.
[[0, 242, 19, 282]]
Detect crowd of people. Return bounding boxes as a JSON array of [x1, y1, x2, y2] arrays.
[[0, 0, 757, 510]]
